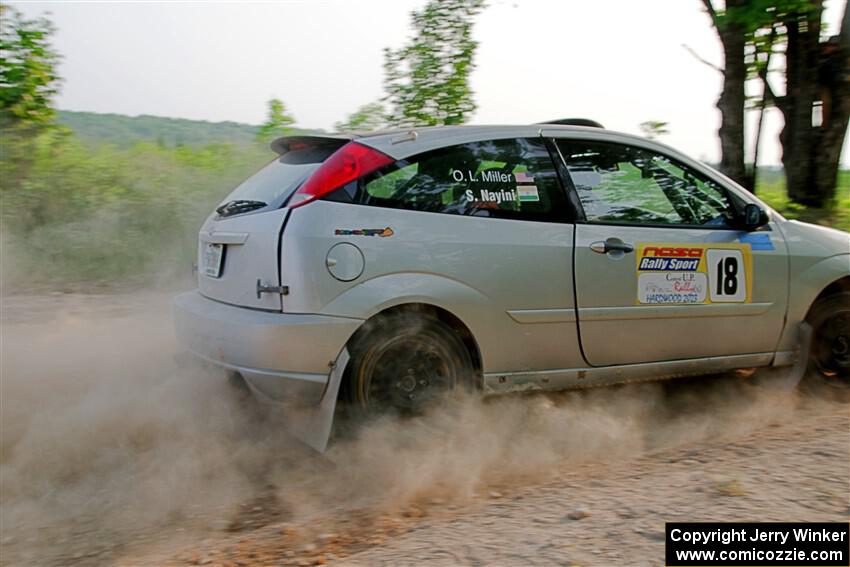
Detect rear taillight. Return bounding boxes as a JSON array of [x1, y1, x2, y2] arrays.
[[288, 142, 394, 208]]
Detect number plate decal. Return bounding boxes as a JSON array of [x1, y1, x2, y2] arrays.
[[203, 243, 224, 278], [706, 248, 747, 302], [636, 243, 751, 305]]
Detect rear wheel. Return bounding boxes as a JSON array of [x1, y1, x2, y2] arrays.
[[805, 292, 850, 396], [344, 312, 475, 415]]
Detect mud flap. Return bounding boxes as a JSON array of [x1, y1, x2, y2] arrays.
[[755, 322, 812, 390], [283, 348, 350, 453]]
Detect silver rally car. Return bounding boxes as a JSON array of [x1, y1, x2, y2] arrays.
[[174, 121, 850, 424]]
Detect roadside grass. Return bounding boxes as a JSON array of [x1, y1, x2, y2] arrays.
[[1, 135, 268, 290], [756, 170, 850, 233]]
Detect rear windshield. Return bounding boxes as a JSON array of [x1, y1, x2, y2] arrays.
[[217, 146, 337, 215]]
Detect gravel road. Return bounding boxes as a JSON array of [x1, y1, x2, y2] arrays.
[[1, 292, 847, 567], [338, 404, 849, 566]]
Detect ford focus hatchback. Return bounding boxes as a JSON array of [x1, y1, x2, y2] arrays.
[[174, 122, 850, 426]]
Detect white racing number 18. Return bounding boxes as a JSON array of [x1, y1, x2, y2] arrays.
[[707, 249, 746, 302]]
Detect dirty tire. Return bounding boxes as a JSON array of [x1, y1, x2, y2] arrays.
[[343, 312, 475, 415], [803, 292, 850, 401]]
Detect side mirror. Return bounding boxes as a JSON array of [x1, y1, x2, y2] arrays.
[[742, 203, 768, 231]]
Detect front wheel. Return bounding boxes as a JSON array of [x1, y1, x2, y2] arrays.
[[343, 312, 475, 415], [805, 292, 850, 397]]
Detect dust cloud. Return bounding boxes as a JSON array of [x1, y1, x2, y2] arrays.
[[0, 292, 803, 565], [1, 293, 297, 564]]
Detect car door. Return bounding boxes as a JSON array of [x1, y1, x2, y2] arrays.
[[547, 134, 789, 366]]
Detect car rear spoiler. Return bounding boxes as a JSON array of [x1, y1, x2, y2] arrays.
[[270, 134, 353, 156]]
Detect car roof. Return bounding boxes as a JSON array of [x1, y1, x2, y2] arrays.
[[352, 123, 664, 161], [269, 122, 760, 207], [271, 123, 707, 175]]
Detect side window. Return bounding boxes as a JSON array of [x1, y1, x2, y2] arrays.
[[328, 138, 568, 222], [555, 140, 734, 227]]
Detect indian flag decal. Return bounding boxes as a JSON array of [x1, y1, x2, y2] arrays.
[[517, 185, 540, 202]]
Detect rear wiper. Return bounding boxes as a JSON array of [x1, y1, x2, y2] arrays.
[[216, 199, 267, 217]]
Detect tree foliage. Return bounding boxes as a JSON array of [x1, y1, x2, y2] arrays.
[[767, 0, 849, 206], [334, 101, 386, 133], [702, 0, 849, 206], [384, 0, 485, 127], [0, 4, 60, 129], [56, 110, 262, 149], [0, 5, 64, 195], [256, 98, 295, 141]]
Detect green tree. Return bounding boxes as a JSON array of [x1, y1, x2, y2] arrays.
[[334, 101, 386, 133], [0, 4, 60, 130], [701, 0, 849, 205], [766, 1, 849, 206], [384, 0, 485, 127], [256, 98, 295, 141], [0, 5, 64, 193]]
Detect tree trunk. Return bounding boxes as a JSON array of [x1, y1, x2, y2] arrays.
[[814, 93, 850, 202], [780, 1, 825, 206], [812, 1, 850, 204], [716, 2, 748, 188], [749, 27, 779, 194]]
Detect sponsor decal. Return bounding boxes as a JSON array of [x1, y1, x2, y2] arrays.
[[738, 232, 775, 251], [642, 246, 704, 258], [638, 257, 701, 271], [638, 272, 707, 304], [636, 243, 752, 305], [335, 227, 394, 237]]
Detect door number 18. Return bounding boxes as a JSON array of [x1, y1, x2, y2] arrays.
[[707, 249, 747, 302]]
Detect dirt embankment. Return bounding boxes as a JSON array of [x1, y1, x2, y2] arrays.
[[1, 292, 848, 567]]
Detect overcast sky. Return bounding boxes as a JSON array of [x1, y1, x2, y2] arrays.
[[13, 0, 849, 166]]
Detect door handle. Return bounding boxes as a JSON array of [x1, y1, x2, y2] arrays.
[[590, 239, 634, 255]]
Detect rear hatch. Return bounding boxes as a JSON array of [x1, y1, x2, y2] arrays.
[[197, 136, 349, 310]]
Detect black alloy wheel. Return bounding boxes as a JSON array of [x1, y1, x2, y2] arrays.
[[806, 292, 850, 391], [345, 312, 475, 415]]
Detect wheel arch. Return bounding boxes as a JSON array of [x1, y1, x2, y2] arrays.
[[340, 302, 484, 399], [775, 256, 850, 354], [807, 275, 850, 318]]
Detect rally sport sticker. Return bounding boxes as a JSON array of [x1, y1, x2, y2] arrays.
[[636, 243, 752, 305]]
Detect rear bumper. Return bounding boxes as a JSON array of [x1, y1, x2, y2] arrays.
[[173, 290, 362, 404]]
